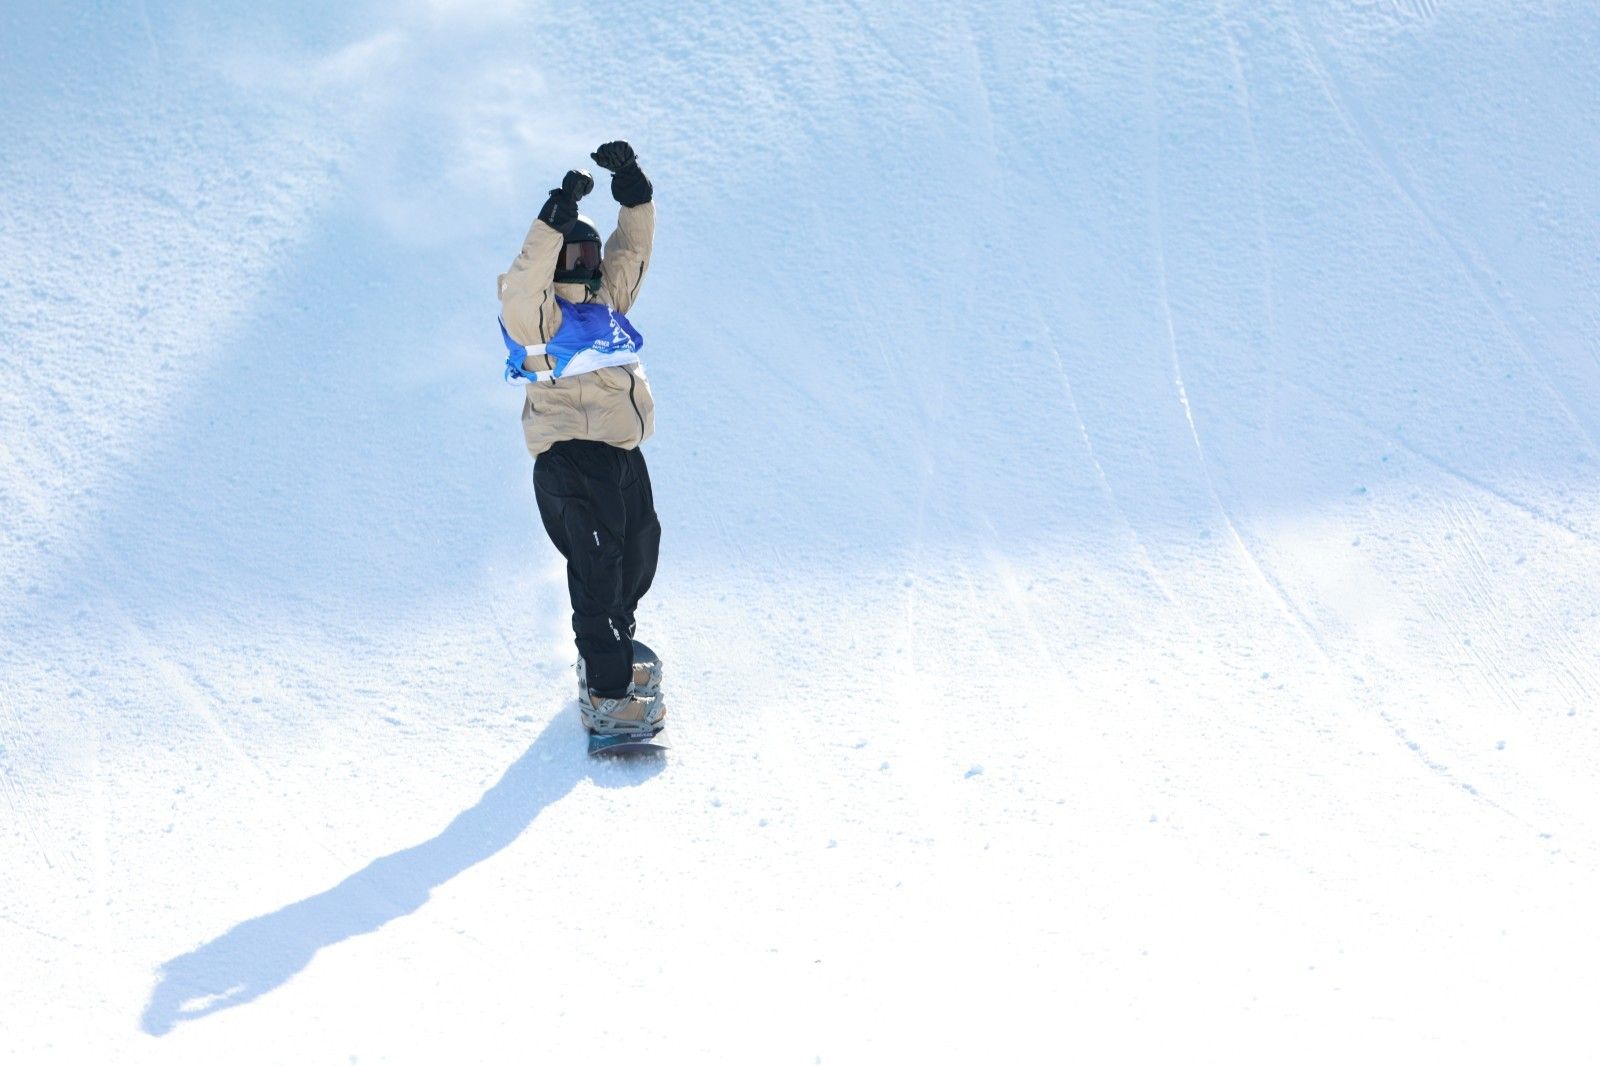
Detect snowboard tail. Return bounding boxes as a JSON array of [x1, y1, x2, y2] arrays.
[[587, 727, 670, 756]]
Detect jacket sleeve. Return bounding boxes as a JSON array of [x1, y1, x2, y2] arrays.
[[497, 217, 564, 345], [598, 201, 655, 315]]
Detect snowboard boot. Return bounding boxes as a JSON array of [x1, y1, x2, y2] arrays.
[[630, 656, 662, 700], [580, 688, 666, 736], [576, 654, 663, 702]]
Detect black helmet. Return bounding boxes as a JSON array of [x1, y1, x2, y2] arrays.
[[555, 215, 603, 292]]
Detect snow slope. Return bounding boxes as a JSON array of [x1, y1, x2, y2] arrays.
[[3, 0, 1598, 1061]]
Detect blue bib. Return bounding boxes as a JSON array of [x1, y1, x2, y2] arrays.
[[502, 297, 644, 384]]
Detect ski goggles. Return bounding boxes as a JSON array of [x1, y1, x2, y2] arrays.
[[559, 239, 601, 272]]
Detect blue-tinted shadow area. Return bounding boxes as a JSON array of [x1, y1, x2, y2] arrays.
[[140, 713, 660, 1035]]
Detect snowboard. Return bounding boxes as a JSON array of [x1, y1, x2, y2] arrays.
[[586, 639, 669, 757]]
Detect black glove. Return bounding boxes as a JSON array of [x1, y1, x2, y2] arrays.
[[590, 141, 652, 208], [537, 169, 594, 233]]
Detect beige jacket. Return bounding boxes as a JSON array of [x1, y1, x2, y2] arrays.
[[497, 201, 656, 456]]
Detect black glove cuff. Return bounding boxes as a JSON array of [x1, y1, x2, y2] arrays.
[[611, 162, 653, 208], [538, 190, 579, 234]]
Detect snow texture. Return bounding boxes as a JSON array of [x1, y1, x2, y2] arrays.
[[2, 0, 1598, 1062]]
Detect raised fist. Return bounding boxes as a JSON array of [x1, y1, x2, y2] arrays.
[[560, 169, 594, 199], [590, 141, 636, 173], [538, 169, 594, 233], [591, 142, 651, 208]]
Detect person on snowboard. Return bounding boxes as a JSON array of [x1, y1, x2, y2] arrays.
[[497, 140, 663, 735]]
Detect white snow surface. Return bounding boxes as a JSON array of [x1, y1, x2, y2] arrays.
[[3, 1, 1599, 1062]]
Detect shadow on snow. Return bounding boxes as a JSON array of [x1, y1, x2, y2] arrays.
[[140, 712, 660, 1036]]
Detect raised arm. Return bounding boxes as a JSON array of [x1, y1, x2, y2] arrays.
[[589, 141, 655, 315], [497, 169, 594, 345], [599, 202, 655, 315]]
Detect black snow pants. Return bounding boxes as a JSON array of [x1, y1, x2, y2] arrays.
[[533, 438, 661, 699]]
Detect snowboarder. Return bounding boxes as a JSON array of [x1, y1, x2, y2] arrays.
[[497, 140, 664, 736]]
